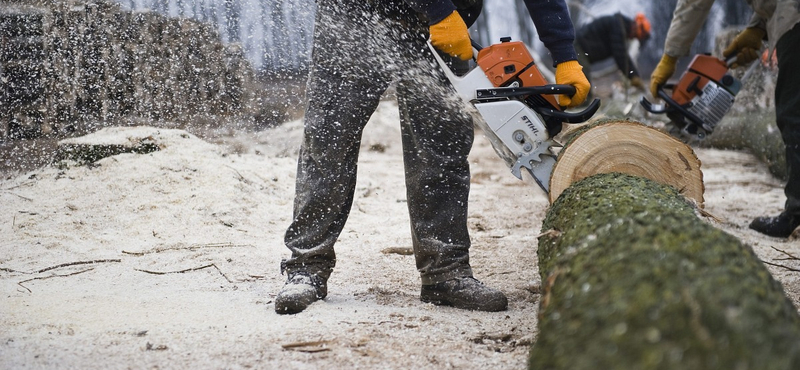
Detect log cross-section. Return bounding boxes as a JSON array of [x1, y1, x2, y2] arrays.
[[549, 120, 705, 206]]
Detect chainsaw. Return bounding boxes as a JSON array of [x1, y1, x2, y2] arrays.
[[640, 54, 743, 139], [428, 37, 600, 193]]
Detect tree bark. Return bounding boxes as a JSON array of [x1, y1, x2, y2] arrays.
[[698, 109, 787, 181], [530, 171, 800, 370]]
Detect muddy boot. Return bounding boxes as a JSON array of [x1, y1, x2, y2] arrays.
[[420, 277, 508, 312], [274, 272, 327, 315], [749, 212, 800, 238]]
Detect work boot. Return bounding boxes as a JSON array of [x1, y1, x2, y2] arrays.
[[749, 212, 800, 238], [274, 273, 327, 315], [420, 277, 508, 312]]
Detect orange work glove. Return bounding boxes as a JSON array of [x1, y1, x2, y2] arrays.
[[554, 60, 590, 108], [723, 27, 766, 68], [429, 11, 472, 61], [650, 54, 677, 97]]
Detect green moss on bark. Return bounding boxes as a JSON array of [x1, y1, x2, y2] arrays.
[[531, 172, 800, 370], [699, 110, 787, 180], [53, 141, 160, 166]]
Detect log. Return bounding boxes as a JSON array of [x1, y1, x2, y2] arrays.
[[699, 110, 787, 181], [52, 126, 164, 165], [550, 120, 705, 206], [530, 172, 800, 369]]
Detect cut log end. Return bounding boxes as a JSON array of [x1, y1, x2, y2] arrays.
[[549, 120, 704, 206]]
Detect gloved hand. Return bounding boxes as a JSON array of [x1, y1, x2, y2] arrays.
[[554, 60, 590, 108], [650, 54, 677, 97], [429, 11, 472, 61], [723, 27, 766, 68], [630, 76, 645, 91]]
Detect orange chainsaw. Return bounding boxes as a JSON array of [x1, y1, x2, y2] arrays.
[[429, 37, 600, 193], [641, 54, 743, 139]]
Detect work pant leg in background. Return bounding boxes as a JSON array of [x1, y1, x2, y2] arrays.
[[775, 24, 800, 215]]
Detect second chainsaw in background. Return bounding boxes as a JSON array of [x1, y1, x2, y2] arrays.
[[429, 37, 600, 193], [641, 54, 743, 139]]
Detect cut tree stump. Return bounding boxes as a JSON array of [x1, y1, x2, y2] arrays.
[[549, 120, 704, 206], [530, 167, 800, 366]]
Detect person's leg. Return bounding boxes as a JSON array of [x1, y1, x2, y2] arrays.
[[276, 1, 390, 314], [749, 24, 800, 238], [394, 20, 507, 311]]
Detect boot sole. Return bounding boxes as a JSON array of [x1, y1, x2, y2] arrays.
[[420, 293, 507, 312]]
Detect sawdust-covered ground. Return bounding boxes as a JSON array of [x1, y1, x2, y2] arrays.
[[2, 100, 799, 369]]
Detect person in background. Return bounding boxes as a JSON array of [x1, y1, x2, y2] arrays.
[[650, 0, 800, 238], [574, 12, 651, 93], [274, 0, 590, 315]]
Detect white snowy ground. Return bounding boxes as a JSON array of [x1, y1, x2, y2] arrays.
[[1, 100, 799, 369]]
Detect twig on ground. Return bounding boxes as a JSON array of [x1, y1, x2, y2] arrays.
[[135, 263, 234, 283], [2, 259, 121, 275], [380, 247, 413, 255], [486, 271, 515, 277], [36, 259, 121, 273], [225, 165, 253, 185], [771, 246, 800, 261], [122, 242, 250, 256], [281, 339, 332, 353], [135, 263, 215, 275], [761, 260, 800, 273], [2, 191, 32, 201], [17, 268, 95, 293]]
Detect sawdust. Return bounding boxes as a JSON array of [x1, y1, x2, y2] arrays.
[[1, 100, 799, 369]]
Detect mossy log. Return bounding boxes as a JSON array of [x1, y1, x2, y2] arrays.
[[530, 172, 800, 370], [698, 110, 787, 181], [52, 128, 162, 165]]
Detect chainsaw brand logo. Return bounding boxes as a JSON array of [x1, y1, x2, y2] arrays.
[[521, 115, 540, 135]]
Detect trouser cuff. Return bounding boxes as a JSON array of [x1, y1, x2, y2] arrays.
[[281, 259, 333, 281], [420, 266, 473, 286], [786, 197, 800, 215]]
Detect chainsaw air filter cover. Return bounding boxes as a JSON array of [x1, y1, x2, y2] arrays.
[[475, 37, 560, 110]]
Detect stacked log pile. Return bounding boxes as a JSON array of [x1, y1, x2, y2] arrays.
[[0, 0, 261, 140]]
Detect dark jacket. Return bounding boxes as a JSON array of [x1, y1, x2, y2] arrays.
[[404, 0, 577, 65], [576, 13, 639, 79]]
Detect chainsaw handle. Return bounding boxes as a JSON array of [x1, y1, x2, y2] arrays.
[[656, 88, 705, 128], [535, 98, 601, 123], [546, 84, 576, 97], [639, 85, 705, 129]]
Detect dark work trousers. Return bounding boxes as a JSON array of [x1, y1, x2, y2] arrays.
[[776, 23, 800, 215], [282, 0, 475, 286]]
